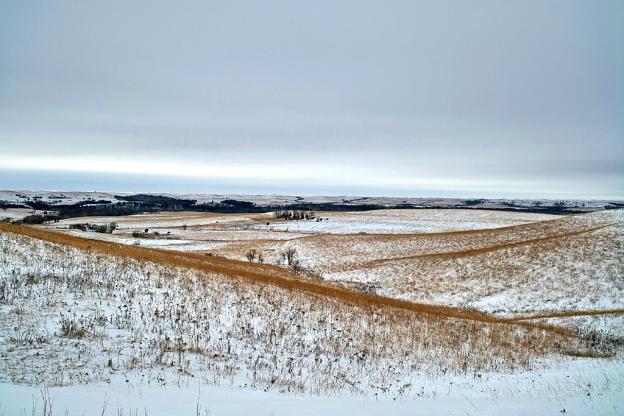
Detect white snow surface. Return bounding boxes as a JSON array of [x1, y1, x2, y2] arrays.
[[1, 358, 623, 415], [1, 216, 623, 415], [262, 209, 556, 234]]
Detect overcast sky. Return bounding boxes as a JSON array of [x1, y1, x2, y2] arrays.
[[1, 1, 622, 198]]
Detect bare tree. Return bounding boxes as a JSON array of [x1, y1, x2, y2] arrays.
[[284, 248, 297, 266], [290, 259, 303, 274], [246, 249, 257, 262], [107, 222, 118, 234]]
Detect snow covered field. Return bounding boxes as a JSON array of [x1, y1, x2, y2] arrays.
[[261, 209, 557, 234], [0, 207, 49, 221], [2, 358, 623, 416], [257, 211, 624, 325], [1, 208, 623, 415], [33, 208, 624, 335], [39, 209, 557, 257]]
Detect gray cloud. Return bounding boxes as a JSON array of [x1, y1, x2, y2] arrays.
[[1, 0, 622, 198]]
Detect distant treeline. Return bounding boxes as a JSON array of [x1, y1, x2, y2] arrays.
[[115, 194, 197, 209], [3, 194, 623, 224]]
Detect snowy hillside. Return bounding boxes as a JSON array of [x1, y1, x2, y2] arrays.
[[1, 225, 623, 414]]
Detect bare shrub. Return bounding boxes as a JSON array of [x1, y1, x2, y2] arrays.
[[21, 214, 46, 224], [246, 249, 257, 262], [290, 259, 303, 274], [40, 386, 53, 416], [92, 224, 108, 233], [70, 222, 117, 234], [107, 222, 117, 233], [69, 223, 88, 231], [281, 248, 297, 266], [59, 316, 90, 338]]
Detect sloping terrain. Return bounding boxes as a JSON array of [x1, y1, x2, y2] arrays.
[[0, 222, 590, 329], [1, 227, 604, 394], [248, 211, 624, 330], [1, 210, 623, 414], [3, 190, 621, 217], [24, 209, 624, 339]]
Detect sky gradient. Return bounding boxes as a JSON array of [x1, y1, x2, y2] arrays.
[[1, 1, 623, 198]]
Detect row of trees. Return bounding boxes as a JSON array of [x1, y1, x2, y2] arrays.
[[273, 210, 316, 221], [69, 222, 117, 234]]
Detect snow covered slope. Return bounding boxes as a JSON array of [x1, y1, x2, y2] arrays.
[[0, 214, 622, 415]]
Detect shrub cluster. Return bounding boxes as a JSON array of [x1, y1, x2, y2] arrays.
[[69, 222, 117, 234], [273, 210, 316, 221]]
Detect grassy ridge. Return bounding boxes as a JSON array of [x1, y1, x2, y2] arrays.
[[1, 221, 611, 338]]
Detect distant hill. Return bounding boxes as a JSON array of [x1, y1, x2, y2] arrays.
[[1, 189, 622, 220]]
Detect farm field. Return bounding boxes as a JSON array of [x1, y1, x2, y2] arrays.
[[40, 209, 624, 321], [40, 208, 558, 251], [0, 207, 623, 415]]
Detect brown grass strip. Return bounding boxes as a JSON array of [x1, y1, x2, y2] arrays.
[[507, 309, 624, 322], [361, 223, 616, 266], [0, 222, 576, 336]]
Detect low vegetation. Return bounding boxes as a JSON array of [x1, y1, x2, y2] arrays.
[[273, 210, 316, 221], [1, 228, 615, 397], [69, 222, 117, 234]]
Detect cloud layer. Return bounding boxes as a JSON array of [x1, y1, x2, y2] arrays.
[[1, 1, 622, 198]]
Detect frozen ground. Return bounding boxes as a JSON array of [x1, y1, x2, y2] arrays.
[[2, 208, 623, 415], [45, 209, 554, 235], [33, 209, 624, 335], [40, 209, 557, 257], [1, 358, 623, 415], [260, 209, 556, 234], [1, 227, 622, 415], [251, 210, 624, 331], [0, 207, 48, 220], [49, 211, 260, 231]]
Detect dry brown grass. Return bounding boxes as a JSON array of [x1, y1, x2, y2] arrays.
[[3, 210, 622, 371], [0, 235, 605, 384], [508, 309, 624, 321], [313, 223, 622, 320], [0, 222, 601, 341], [2, 225, 619, 394], [359, 223, 616, 266]]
